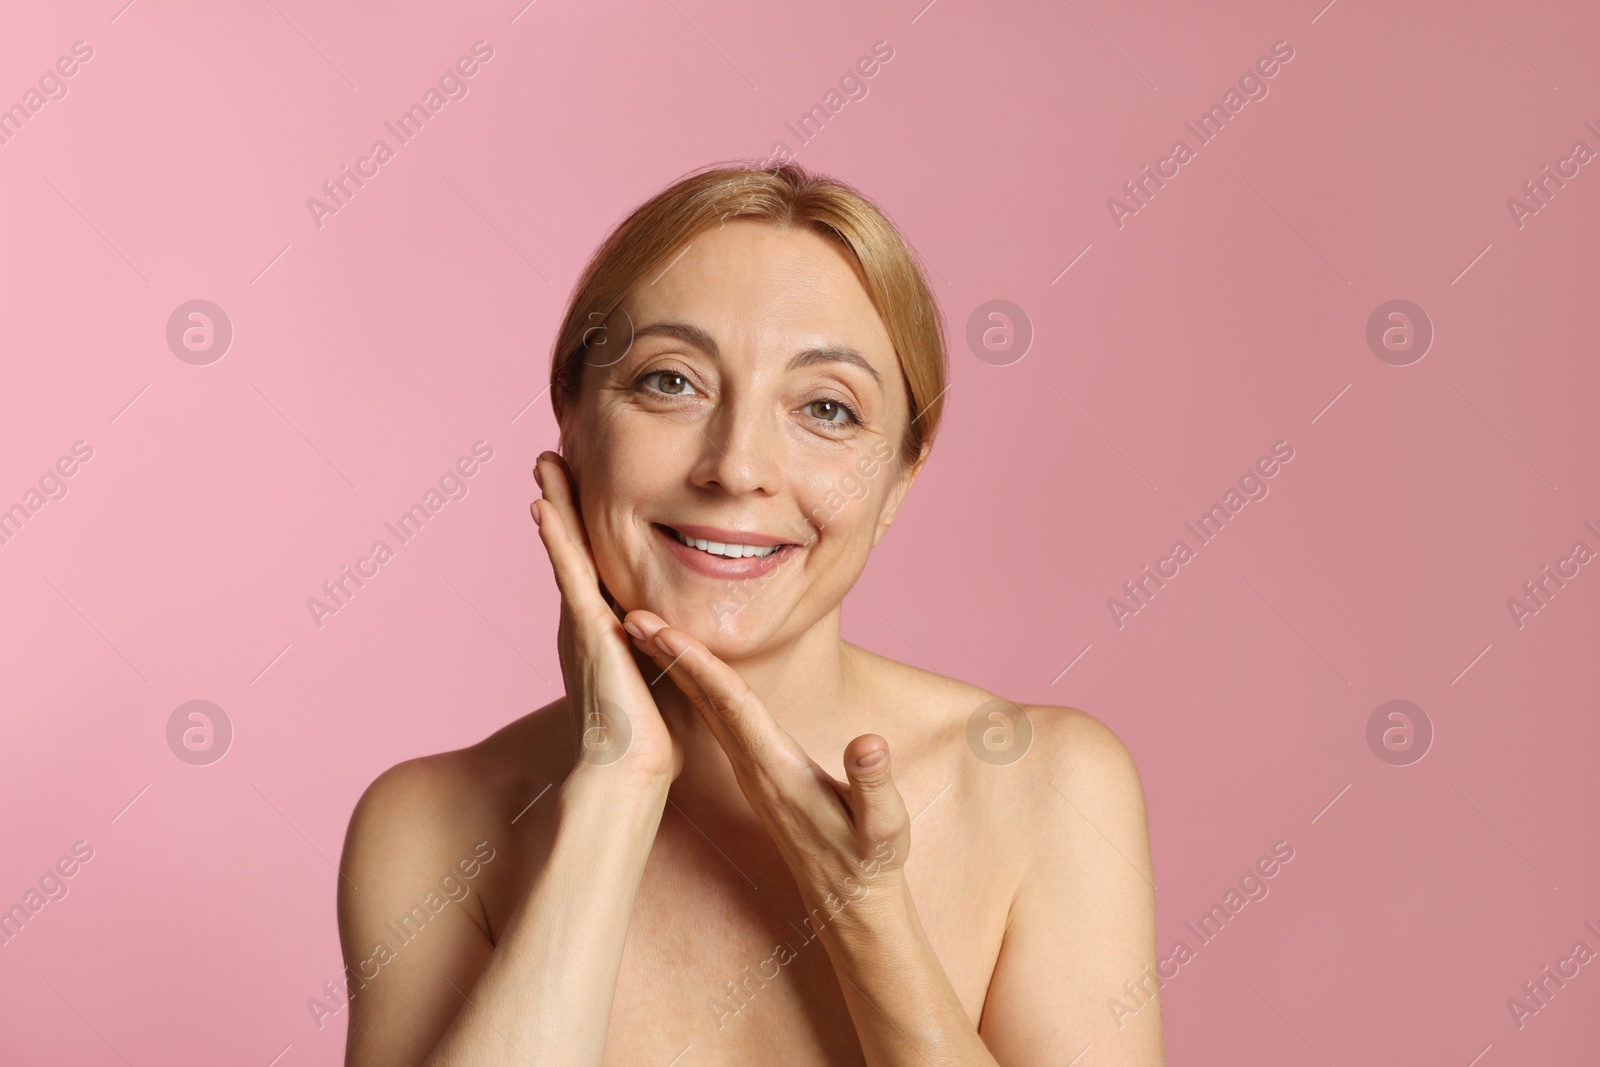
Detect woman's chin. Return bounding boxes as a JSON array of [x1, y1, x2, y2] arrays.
[[695, 631, 771, 663], [680, 616, 770, 660], [641, 603, 778, 662], [611, 578, 792, 662]]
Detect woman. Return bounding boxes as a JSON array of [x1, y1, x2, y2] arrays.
[[336, 162, 1164, 1065]]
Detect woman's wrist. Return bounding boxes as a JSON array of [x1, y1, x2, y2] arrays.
[[807, 865, 916, 957], [810, 870, 994, 1063], [559, 759, 673, 822]]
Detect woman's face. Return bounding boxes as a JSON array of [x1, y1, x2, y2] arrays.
[[559, 219, 923, 660]]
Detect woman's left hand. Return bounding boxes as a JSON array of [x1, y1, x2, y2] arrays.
[[619, 609, 911, 919], [623, 612, 1011, 1067]]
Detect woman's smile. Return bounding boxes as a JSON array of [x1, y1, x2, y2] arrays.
[[651, 521, 804, 580]]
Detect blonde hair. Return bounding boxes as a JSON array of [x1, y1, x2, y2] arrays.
[[548, 160, 947, 466]]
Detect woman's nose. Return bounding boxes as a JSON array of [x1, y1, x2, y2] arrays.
[[691, 406, 780, 495]]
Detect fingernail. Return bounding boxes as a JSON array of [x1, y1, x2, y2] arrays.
[[531, 501, 541, 526], [655, 632, 678, 655], [857, 749, 886, 770], [533, 464, 545, 490], [623, 619, 644, 639]]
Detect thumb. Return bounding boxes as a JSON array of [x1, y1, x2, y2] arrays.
[[843, 735, 908, 848]]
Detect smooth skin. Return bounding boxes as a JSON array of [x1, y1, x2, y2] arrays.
[[336, 220, 1165, 1065]]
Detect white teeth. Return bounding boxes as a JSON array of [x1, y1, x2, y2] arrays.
[[670, 528, 781, 558]]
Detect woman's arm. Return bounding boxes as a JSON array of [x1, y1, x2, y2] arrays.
[[338, 757, 670, 1067], [341, 451, 683, 1065], [795, 846, 1002, 1066], [422, 763, 668, 1065], [618, 615, 1000, 1064]]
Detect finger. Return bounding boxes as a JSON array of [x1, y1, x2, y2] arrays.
[[532, 498, 602, 620], [620, 609, 665, 655], [842, 734, 910, 851], [532, 474, 610, 626], [620, 609, 668, 643], [535, 451, 595, 561], [643, 621, 809, 778]]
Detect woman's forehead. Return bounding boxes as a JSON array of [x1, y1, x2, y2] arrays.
[[620, 222, 897, 371]]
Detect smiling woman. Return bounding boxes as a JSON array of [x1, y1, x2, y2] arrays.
[[336, 161, 1165, 1067]]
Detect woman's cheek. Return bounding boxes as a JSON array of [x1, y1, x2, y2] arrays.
[[800, 469, 884, 543], [584, 502, 643, 607]]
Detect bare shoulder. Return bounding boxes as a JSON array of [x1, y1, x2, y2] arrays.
[[973, 703, 1162, 1062], [1007, 702, 1151, 867], [339, 703, 576, 927], [844, 646, 1145, 863], [850, 646, 1147, 848], [851, 644, 1141, 785], [335, 702, 575, 1062], [339, 748, 498, 940], [1018, 702, 1145, 793]]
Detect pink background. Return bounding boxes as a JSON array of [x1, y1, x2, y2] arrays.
[[3, 0, 1597, 1062]]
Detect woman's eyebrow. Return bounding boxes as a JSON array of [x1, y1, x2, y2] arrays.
[[788, 347, 883, 391], [632, 320, 717, 353], [633, 320, 884, 391]]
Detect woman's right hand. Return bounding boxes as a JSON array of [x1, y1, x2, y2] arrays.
[[533, 450, 683, 786]]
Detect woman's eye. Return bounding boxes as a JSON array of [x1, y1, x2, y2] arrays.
[[642, 371, 695, 396], [805, 399, 858, 424]]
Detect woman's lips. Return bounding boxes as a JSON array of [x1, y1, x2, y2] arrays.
[[652, 523, 799, 580]]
